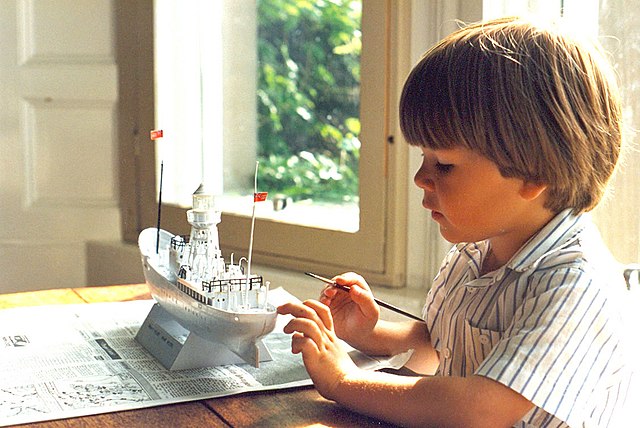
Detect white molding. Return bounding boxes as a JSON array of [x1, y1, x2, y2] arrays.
[[21, 98, 118, 209], [17, 0, 115, 66]]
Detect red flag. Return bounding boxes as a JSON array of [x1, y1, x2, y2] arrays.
[[150, 129, 163, 140], [254, 192, 268, 202]]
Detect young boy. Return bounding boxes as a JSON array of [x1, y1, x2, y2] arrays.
[[277, 17, 632, 427]]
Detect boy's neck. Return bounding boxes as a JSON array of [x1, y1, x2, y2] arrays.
[[482, 209, 556, 275]]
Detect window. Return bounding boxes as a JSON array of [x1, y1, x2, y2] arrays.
[[154, 0, 362, 232], [119, 0, 409, 286]]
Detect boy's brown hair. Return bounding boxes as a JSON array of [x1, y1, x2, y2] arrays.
[[400, 17, 622, 214]]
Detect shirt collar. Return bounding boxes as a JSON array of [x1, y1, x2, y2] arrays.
[[508, 208, 587, 272], [455, 208, 588, 279]]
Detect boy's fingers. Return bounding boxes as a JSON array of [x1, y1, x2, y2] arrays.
[[303, 299, 334, 331], [319, 295, 332, 306], [334, 272, 371, 292], [347, 285, 375, 309], [321, 285, 338, 300], [290, 332, 310, 354], [278, 300, 334, 331], [283, 317, 325, 347], [277, 301, 315, 319], [327, 274, 379, 319]]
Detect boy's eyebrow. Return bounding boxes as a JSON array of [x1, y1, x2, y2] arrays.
[[427, 147, 471, 159]]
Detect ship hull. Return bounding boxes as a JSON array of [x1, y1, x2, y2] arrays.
[[138, 228, 277, 367]]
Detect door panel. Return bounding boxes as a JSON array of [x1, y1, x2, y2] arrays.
[[0, 0, 119, 292]]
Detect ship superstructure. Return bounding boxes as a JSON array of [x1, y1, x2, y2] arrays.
[[137, 183, 276, 369], [168, 184, 270, 312]]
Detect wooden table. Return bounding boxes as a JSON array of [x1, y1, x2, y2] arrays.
[[0, 284, 395, 427]]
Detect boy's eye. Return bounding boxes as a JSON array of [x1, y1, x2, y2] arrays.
[[435, 162, 453, 173]]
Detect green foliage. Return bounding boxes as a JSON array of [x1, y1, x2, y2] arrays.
[[256, 0, 361, 203]]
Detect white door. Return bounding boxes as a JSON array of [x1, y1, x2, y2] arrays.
[[0, 0, 120, 293]]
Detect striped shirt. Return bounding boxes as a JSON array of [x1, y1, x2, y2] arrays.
[[423, 209, 632, 427]]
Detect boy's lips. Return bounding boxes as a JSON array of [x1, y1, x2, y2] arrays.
[[422, 199, 444, 221]]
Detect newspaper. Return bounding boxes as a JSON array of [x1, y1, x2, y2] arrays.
[[0, 288, 410, 426]]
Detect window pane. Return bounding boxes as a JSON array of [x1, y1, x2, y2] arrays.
[[156, 0, 362, 233], [255, 0, 361, 204], [594, 0, 640, 264]]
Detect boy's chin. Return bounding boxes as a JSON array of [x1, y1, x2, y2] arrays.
[[436, 225, 457, 243], [437, 223, 474, 244]]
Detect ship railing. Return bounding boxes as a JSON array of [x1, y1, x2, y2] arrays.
[[202, 276, 264, 293], [170, 235, 189, 251], [176, 279, 213, 306]]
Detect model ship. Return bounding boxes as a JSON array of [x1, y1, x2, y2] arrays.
[[137, 180, 277, 369]]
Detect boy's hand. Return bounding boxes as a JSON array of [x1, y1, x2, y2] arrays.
[[277, 299, 358, 400], [319, 272, 379, 349]]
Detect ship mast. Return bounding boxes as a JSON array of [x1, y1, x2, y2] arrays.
[[245, 161, 259, 304], [150, 129, 165, 254]]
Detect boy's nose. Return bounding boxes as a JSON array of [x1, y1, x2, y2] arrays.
[[414, 169, 435, 192]]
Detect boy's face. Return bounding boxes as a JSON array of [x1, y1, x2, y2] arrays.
[[414, 146, 544, 245]]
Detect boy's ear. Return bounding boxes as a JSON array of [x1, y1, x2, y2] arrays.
[[519, 181, 548, 201]]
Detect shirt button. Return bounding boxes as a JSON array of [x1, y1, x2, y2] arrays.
[[442, 348, 452, 359], [479, 334, 490, 345]]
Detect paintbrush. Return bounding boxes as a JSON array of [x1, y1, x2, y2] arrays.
[[305, 272, 424, 322]]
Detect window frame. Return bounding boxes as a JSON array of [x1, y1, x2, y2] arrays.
[[117, 0, 411, 287]]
